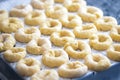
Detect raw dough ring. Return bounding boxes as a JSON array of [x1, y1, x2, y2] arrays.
[[89, 34, 112, 51], [16, 57, 41, 76], [45, 5, 68, 19], [64, 0, 86, 12], [59, 14, 82, 28], [0, 34, 16, 51], [31, 0, 54, 9], [10, 4, 33, 17], [3, 47, 26, 62], [15, 27, 40, 43], [0, 10, 8, 21], [25, 10, 46, 26], [73, 23, 97, 39], [40, 19, 62, 35], [0, 17, 23, 33], [78, 6, 103, 22], [50, 30, 75, 46], [26, 38, 51, 55], [64, 40, 91, 59], [31, 69, 59, 80], [94, 16, 117, 31], [84, 54, 111, 71], [58, 61, 88, 78], [42, 49, 69, 67], [107, 44, 120, 61], [110, 25, 120, 42]]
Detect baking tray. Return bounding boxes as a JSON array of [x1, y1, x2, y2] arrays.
[[0, 0, 120, 80]]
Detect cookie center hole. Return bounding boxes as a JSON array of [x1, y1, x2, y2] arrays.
[[98, 36, 107, 42], [32, 13, 39, 18], [83, 26, 92, 30], [12, 48, 23, 53], [117, 28, 120, 35], [0, 10, 4, 14], [9, 19, 15, 23], [17, 6, 25, 9], [87, 9, 94, 14], [25, 60, 34, 66], [93, 56, 100, 62], [104, 19, 110, 22], [55, 52, 61, 57], [60, 32, 69, 37], [54, 7, 61, 11], [44, 71, 50, 76], [41, 0, 46, 2], [50, 21, 57, 27], [68, 16, 74, 21], [25, 29, 34, 34], [38, 40, 44, 46], [68, 63, 79, 69], [114, 46, 120, 52]]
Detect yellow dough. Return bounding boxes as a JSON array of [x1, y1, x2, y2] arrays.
[[10, 4, 33, 17], [0, 10, 8, 21], [16, 57, 41, 76], [0, 34, 16, 51], [15, 27, 40, 43], [24, 10, 46, 26], [45, 5, 68, 19], [78, 6, 103, 22], [31, 0, 54, 9], [42, 49, 69, 67], [26, 38, 51, 55], [40, 19, 62, 35], [94, 16, 117, 31], [31, 69, 59, 80], [64, 0, 86, 12], [59, 14, 82, 28], [107, 44, 120, 61], [64, 40, 91, 59], [89, 34, 112, 50], [58, 61, 88, 78], [110, 25, 120, 42], [3, 47, 26, 62], [0, 17, 23, 33], [84, 54, 111, 71], [50, 30, 75, 47], [73, 23, 97, 39]]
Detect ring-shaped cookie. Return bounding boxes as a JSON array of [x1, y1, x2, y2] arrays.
[[25, 10, 46, 26], [110, 25, 120, 42], [94, 16, 117, 31], [26, 38, 51, 55], [42, 49, 69, 67], [84, 54, 111, 71], [64, 0, 86, 12], [58, 61, 88, 78], [40, 19, 62, 35], [0, 34, 16, 51], [45, 5, 68, 19], [107, 44, 120, 61], [16, 57, 41, 76], [31, 69, 59, 80], [0, 10, 8, 21], [50, 30, 75, 46], [0, 17, 23, 33], [10, 4, 33, 17], [3, 47, 26, 62], [31, 0, 54, 9], [59, 14, 82, 28], [89, 34, 112, 50], [15, 27, 40, 43], [73, 23, 97, 39], [78, 6, 103, 22], [64, 40, 91, 59]]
